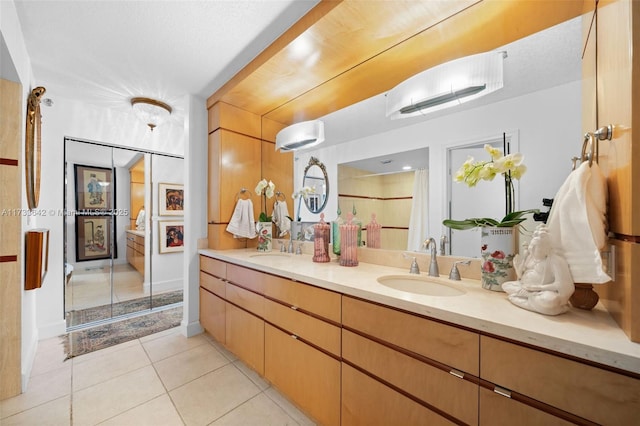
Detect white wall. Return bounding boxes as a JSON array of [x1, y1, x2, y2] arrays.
[[298, 80, 581, 250]]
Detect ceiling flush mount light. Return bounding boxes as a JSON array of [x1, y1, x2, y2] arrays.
[[385, 51, 505, 119], [131, 97, 172, 131], [275, 119, 325, 151]]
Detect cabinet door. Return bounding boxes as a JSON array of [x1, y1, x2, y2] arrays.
[[479, 388, 575, 426], [226, 302, 264, 375], [199, 288, 225, 344], [342, 363, 455, 426], [264, 324, 340, 426]]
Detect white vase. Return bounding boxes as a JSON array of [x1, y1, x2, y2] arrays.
[[480, 226, 517, 291], [256, 222, 273, 252]]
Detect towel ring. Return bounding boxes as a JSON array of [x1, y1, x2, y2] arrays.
[[235, 188, 251, 201], [275, 191, 286, 201], [581, 132, 596, 167]]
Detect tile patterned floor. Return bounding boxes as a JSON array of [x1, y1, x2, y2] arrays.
[[0, 328, 315, 425]]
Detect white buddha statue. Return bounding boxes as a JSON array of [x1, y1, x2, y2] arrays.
[[502, 224, 574, 315]]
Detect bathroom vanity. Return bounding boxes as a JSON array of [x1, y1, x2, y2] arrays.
[[199, 247, 639, 425], [125, 229, 145, 275]]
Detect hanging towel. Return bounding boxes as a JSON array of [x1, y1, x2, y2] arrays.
[[272, 200, 291, 237], [226, 199, 257, 239], [407, 169, 429, 251], [546, 161, 610, 283]]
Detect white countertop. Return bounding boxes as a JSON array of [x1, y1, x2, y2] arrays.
[[199, 248, 640, 374], [126, 229, 145, 237]]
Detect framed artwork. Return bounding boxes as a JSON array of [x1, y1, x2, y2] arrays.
[[159, 183, 184, 216], [74, 164, 114, 211], [159, 221, 184, 253], [75, 215, 114, 261]]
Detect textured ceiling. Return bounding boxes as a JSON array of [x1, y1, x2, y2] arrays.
[[13, 0, 319, 121]]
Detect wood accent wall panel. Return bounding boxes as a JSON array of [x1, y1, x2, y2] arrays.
[[342, 296, 479, 375], [341, 363, 454, 426], [480, 336, 640, 425], [0, 78, 22, 400], [208, 101, 261, 138]]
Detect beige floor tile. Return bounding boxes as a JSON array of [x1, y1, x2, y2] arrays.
[[233, 359, 270, 391], [0, 395, 70, 426], [211, 393, 299, 426], [203, 335, 237, 362], [154, 342, 230, 390], [170, 364, 261, 426], [0, 364, 71, 419], [30, 336, 68, 377], [264, 388, 316, 426], [99, 394, 184, 426], [142, 332, 207, 363], [72, 343, 151, 391], [72, 365, 165, 426], [139, 326, 180, 343]]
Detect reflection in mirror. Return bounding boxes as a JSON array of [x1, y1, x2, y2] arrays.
[[309, 17, 581, 257], [338, 148, 429, 250], [64, 138, 184, 330], [303, 156, 328, 214]]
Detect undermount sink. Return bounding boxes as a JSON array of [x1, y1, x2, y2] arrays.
[[377, 275, 465, 297], [249, 253, 291, 258]]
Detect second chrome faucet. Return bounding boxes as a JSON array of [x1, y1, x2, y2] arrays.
[[423, 237, 440, 277]]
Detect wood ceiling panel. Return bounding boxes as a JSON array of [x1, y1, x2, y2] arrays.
[[207, 0, 587, 126], [209, 0, 478, 115]]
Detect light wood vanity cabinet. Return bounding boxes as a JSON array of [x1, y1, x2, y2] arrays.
[[480, 336, 640, 426], [125, 231, 144, 275], [199, 257, 227, 344], [341, 296, 480, 425]]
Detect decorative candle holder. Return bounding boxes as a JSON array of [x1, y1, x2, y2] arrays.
[[339, 213, 359, 267], [366, 213, 381, 248], [313, 213, 331, 263]]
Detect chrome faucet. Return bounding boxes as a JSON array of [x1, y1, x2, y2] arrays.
[[423, 237, 439, 277], [440, 235, 447, 256], [449, 260, 471, 280]]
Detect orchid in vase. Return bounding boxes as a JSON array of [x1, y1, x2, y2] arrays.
[[255, 179, 276, 222], [443, 143, 537, 230]]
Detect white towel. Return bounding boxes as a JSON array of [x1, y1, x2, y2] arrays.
[[546, 161, 610, 283], [272, 200, 291, 237], [226, 199, 257, 239]]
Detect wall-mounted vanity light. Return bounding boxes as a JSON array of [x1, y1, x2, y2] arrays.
[[276, 119, 325, 151], [385, 51, 505, 119], [131, 97, 172, 131]]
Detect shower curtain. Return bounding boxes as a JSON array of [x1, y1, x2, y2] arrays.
[[407, 169, 429, 251]]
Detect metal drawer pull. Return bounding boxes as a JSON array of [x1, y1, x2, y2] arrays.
[[449, 369, 464, 379], [291, 334, 298, 340], [494, 386, 512, 398], [291, 305, 298, 310]]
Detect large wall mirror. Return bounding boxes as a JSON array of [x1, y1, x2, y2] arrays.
[[301, 16, 583, 258], [302, 156, 329, 214], [64, 138, 184, 330]]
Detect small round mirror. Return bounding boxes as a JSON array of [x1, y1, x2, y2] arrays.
[[302, 157, 328, 214]]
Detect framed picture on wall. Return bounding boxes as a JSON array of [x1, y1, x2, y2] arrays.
[[158, 183, 184, 216], [74, 164, 114, 212], [75, 215, 115, 261], [159, 221, 184, 253]]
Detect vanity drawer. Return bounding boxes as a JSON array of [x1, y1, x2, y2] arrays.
[[226, 282, 263, 318], [342, 296, 479, 375], [342, 363, 454, 426], [262, 274, 341, 323], [264, 297, 341, 357], [200, 271, 225, 298], [227, 264, 264, 294], [200, 255, 226, 279], [480, 336, 640, 425], [343, 329, 478, 425]]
